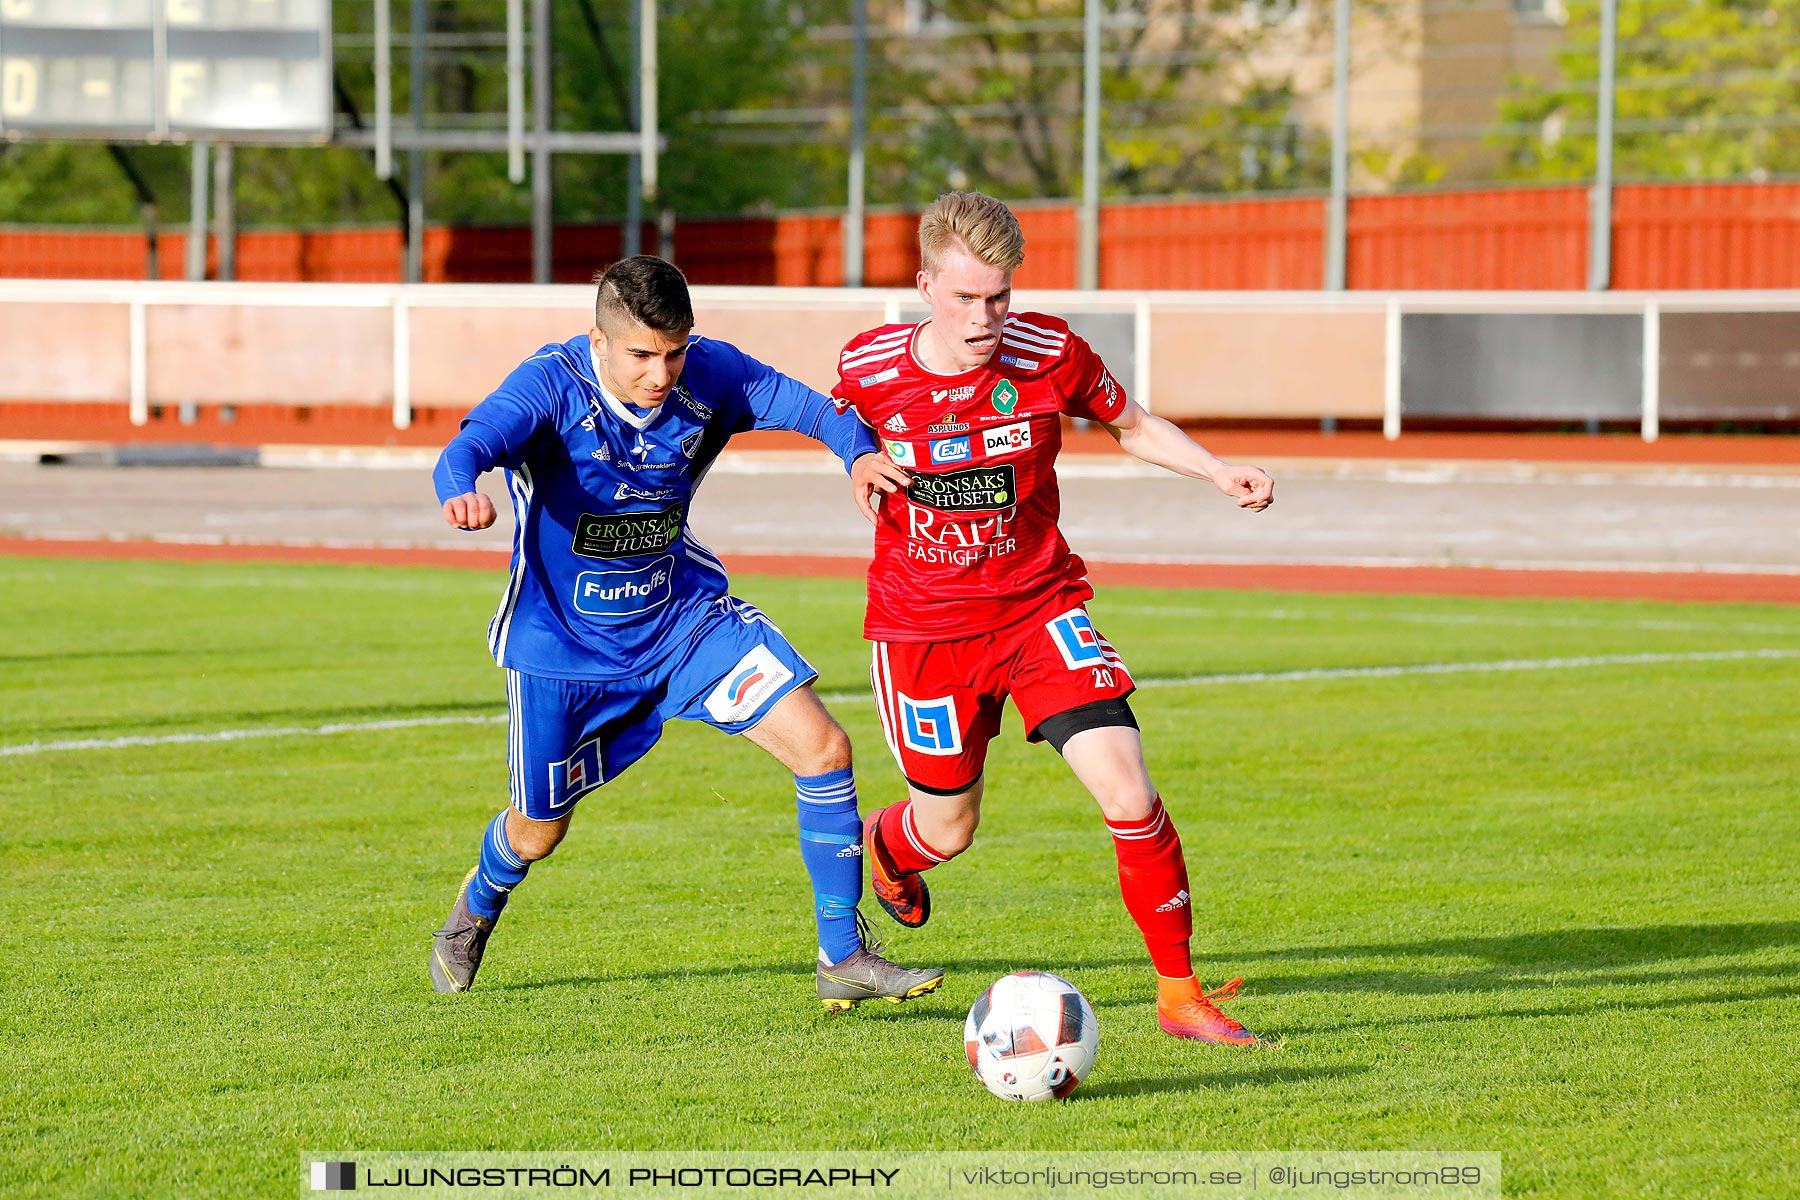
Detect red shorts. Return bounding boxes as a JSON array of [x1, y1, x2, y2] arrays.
[[868, 591, 1135, 792]]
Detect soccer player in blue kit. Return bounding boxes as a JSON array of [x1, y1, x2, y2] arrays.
[[429, 255, 944, 1010]]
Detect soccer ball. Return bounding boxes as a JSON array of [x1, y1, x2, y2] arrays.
[[963, 972, 1099, 1101]]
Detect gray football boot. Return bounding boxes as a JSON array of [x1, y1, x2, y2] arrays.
[[429, 868, 496, 994], [816, 911, 945, 1012]]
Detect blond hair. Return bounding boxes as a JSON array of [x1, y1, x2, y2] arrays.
[[918, 191, 1025, 275]]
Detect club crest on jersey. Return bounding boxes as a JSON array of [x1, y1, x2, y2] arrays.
[[990, 379, 1020, 415], [927, 410, 970, 434], [929, 435, 972, 465], [704, 644, 795, 724], [883, 438, 917, 467], [548, 737, 604, 810], [681, 430, 703, 458], [899, 693, 962, 756]]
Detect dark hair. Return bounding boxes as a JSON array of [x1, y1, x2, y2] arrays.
[[593, 255, 694, 334]]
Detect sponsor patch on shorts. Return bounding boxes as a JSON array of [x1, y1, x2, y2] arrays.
[[899, 693, 962, 756], [704, 644, 796, 724]]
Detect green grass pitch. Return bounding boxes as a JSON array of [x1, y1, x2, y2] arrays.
[[2, 556, 1797, 1198]]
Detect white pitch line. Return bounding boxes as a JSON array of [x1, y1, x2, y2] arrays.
[[4, 648, 1795, 760]]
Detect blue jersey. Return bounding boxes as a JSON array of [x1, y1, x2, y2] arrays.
[[434, 333, 877, 681]]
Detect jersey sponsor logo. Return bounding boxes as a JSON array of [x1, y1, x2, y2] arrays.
[[882, 412, 910, 433], [999, 354, 1039, 370], [859, 366, 901, 387], [927, 410, 970, 434], [990, 379, 1020, 414], [572, 504, 683, 559], [704, 644, 795, 724], [548, 736, 605, 810], [905, 505, 1016, 566], [591, 444, 611, 462], [614, 482, 676, 502], [674, 386, 713, 420], [573, 555, 675, 618], [929, 435, 972, 465], [906, 464, 1015, 512], [981, 420, 1032, 458], [883, 438, 917, 467], [931, 385, 976, 405], [899, 692, 962, 755]]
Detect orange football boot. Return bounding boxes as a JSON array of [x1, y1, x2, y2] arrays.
[[864, 807, 931, 928], [1156, 974, 1258, 1045]]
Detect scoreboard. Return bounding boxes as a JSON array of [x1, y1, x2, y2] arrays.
[[0, 0, 330, 140]]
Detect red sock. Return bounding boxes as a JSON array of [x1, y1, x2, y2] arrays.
[[875, 799, 953, 875], [1105, 796, 1194, 980]]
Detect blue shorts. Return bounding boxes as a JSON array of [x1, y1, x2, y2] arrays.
[[505, 596, 817, 820]]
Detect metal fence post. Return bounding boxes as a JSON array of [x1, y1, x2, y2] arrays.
[[1078, 0, 1101, 290], [1326, 0, 1350, 290], [1588, 0, 1618, 291]]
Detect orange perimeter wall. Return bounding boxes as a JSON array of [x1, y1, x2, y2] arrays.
[[3, 182, 1798, 290]]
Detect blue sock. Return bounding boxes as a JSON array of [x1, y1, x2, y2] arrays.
[[795, 768, 864, 963], [467, 810, 529, 921]]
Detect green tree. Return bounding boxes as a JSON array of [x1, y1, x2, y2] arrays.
[[1494, 0, 1800, 181]]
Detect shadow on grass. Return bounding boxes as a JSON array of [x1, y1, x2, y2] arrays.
[[499, 955, 1153, 993], [1078, 1064, 1368, 1100], [1236, 921, 1800, 995]]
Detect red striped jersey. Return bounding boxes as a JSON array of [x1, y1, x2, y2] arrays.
[[831, 313, 1128, 642]]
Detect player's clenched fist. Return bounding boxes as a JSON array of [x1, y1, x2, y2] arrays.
[[443, 492, 497, 530], [1215, 466, 1274, 512]]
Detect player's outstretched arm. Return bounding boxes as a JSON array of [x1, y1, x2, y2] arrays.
[[1101, 398, 1274, 512]]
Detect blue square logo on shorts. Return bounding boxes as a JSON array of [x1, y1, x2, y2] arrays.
[[900, 693, 962, 756], [1048, 609, 1104, 669]]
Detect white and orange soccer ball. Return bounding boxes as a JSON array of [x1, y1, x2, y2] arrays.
[[964, 972, 1099, 1101]]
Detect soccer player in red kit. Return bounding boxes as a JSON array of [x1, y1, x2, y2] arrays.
[[832, 191, 1275, 1045]]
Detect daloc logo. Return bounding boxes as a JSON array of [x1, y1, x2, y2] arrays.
[[574, 555, 675, 617]]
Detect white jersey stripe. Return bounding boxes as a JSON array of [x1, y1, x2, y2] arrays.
[[840, 343, 911, 373], [841, 330, 911, 364], [488, 465, 534, 662], [871, 643, 904, 769], [1000, 327, 1065, 353], [1005, 316, 1069, 346]]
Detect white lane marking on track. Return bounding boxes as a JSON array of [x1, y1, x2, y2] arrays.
[[1107, 605, 1800, 637], [5, 649, 1796, 759]]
